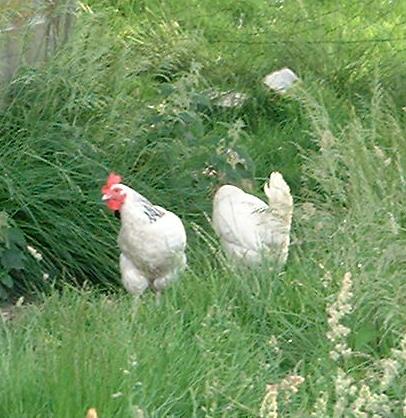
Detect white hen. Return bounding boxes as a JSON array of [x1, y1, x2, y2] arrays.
[[102, 173, 187, 296], [212, 172, 293, 266]]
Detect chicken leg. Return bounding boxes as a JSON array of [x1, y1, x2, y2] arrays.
[[119, 253, 149, 296]]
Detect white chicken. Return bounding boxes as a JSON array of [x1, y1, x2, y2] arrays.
[[212, 172, 293, 266], [102, 173, 187, 296]]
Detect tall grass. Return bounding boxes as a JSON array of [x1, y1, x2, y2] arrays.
[[1, 0, 406, 291], [1, 86, 405, 415], [0, 0, 406, 416]]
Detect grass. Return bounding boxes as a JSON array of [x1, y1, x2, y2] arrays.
[[1, 0, 406, 416], [0, 265, 330, 417]]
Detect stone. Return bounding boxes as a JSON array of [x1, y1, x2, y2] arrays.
[[263, 67, 299, 94]]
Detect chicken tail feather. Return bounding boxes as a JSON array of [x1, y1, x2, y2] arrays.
[[263, 172, 293, 210]]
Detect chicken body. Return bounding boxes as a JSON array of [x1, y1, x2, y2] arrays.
[[212, 172, 293, 266], [112, 185, 187, 296]]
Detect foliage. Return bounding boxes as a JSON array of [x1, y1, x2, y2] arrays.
[[0, 211, 26, 298], [0, 0, 406, 415], [0, 211, 47, 299]]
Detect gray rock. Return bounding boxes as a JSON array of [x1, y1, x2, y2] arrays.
[[263, 68, 299, 94], [209, 89, 248, 108]]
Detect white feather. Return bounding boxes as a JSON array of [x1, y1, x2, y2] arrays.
[[116, 185, 187, 296], [212, 172, 293, 265]]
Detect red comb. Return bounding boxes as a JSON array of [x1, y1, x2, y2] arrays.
[[102, 172, 122, 194]]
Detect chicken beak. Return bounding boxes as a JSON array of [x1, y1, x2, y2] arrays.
[[102, 194, 111, 201]]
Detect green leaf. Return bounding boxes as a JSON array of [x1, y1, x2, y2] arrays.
[[1, 248, 26, 270], [192, 93, 211, 107], [160, 83, 175, 97], [0, 211, 8, 229], [0, 284, 8, 300], [8, 228, 27, 247], [149, 114, 165, 126], [178, 111, 196, 124], [0, 225, 8, 244], [0, 271, 14, 288]]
